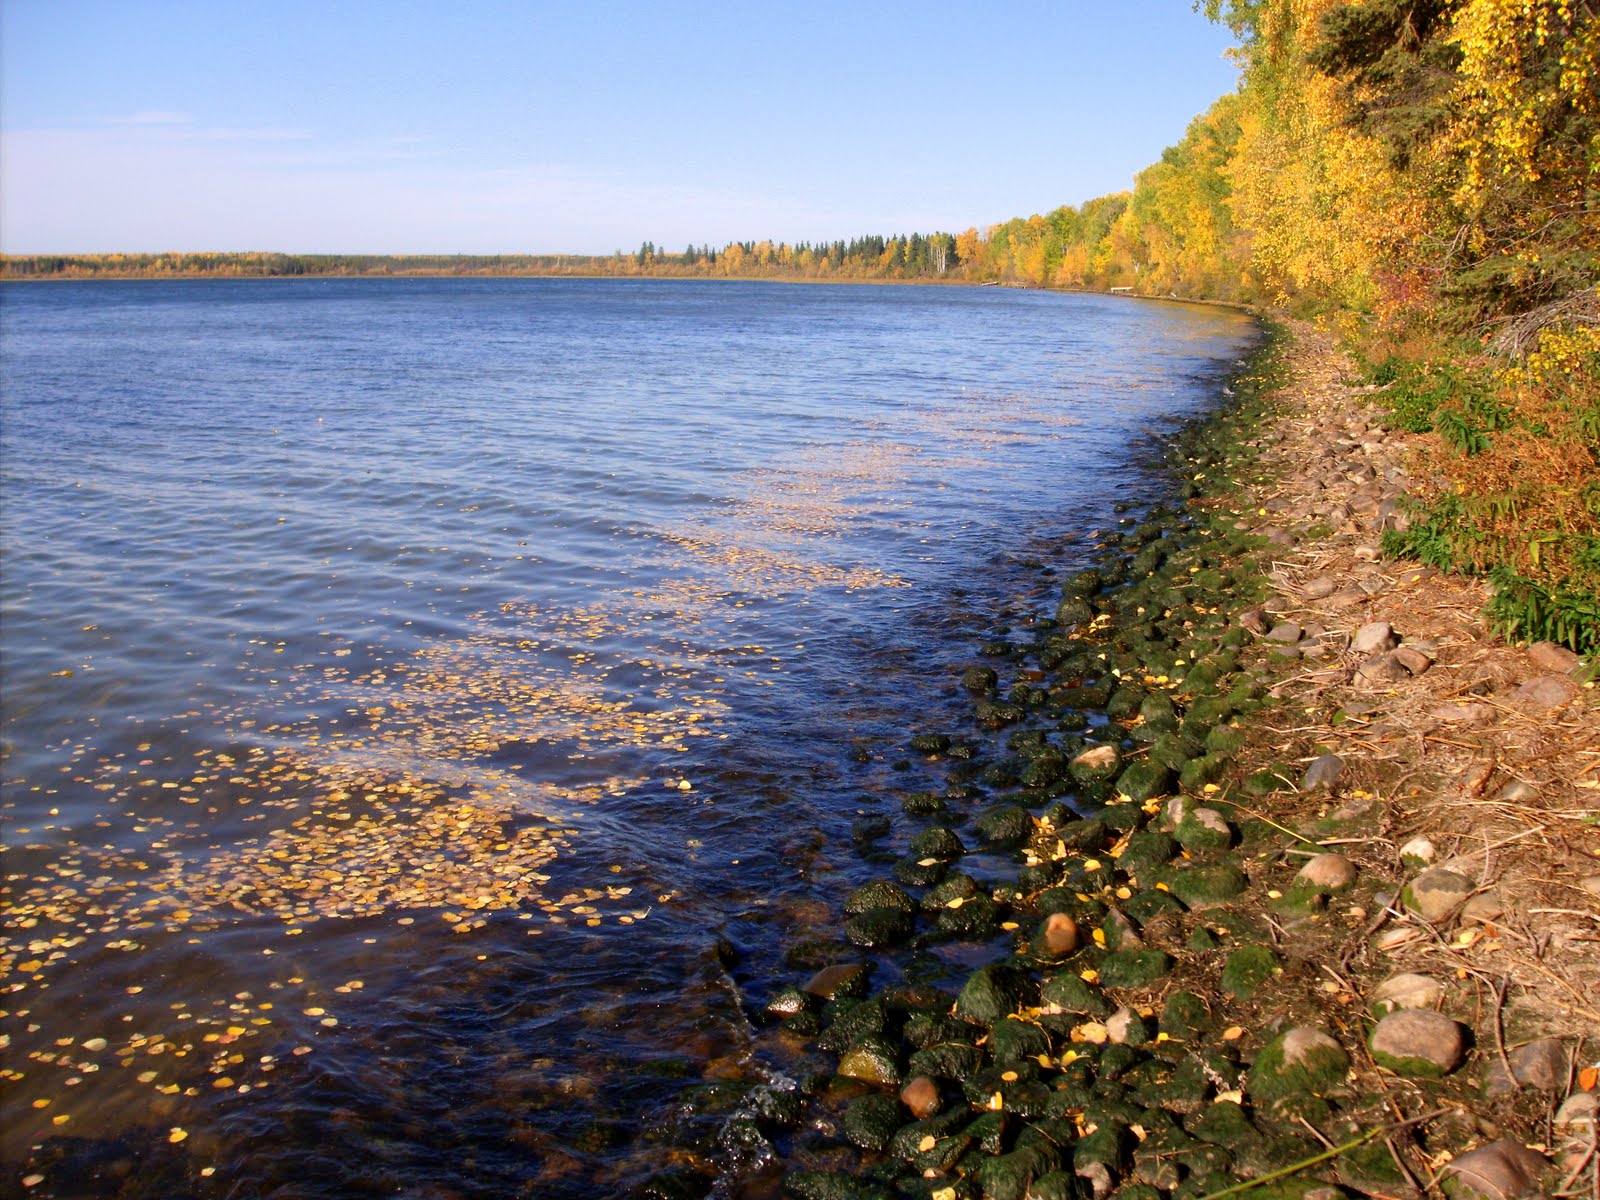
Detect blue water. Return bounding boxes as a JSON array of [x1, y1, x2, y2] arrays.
[[0, 278, 1255, 1197]]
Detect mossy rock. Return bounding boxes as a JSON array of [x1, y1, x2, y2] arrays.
[[955, 962, 1036, 1026], [961, 666, 999, 692], [845, 880, 914, 915], [844, 907, 914, 948], [991, 1016, 1052, 1064], [1220, 945, 1280, 999], [1160, 863, 1249, 907], [817, 998, 886, 1053], [1119, 829, 1177, 874], [934, 893, 1001, 939], [783, 1172, 895, 1200], [907, 1040, 982, 1081], [1116, 760, 1173, 804], [908, 825, 966, 862], [1099, 949, 1174, 989], [1123, 887, 1185, 924], [975, 700, 1026, 728], [900, 791, 947, 816], [1149, 731, 1203, 772], [1178, 754, 1230, 793], [902, 1011, 969, 1049], [838, 1035, 902, 1086], [1074, 1122, 1128, 1171], [1241, 767, 1293, 797], [1098, 802, 1150, 833], [1056, 596, 1095, 626], [1204, 725, 1246, 755], [1174, 806, 1234, 853], [975, 803, 1034, 844], [1246, 1027, 1350, 1101], [842, 1092, 903, 1151], [1040, 972, 1110, 1017], [1058, 817, 1110, 852], [975, 1142, 1062, 1200], [1161, 990, 1216, 1039], [892, 856, 945, 888], [1186, 1099, 1257, 1147]]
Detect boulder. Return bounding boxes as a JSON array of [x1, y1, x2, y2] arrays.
[[1370, 1009, 1468, 1077]]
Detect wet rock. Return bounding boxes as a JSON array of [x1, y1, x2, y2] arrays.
[[837, 1036, 901, 1086], [961, 666, 999, 692], [784, 1171, 895, 1200], [907, 1040, 982, 1081], [908, 825, 966, 862], [1301, 754, 1345, 791], [1174, 806, 1233, 853], [1352, 621, 1398, 655], [1369, 1010, 1468, 1077], [842, 1093, 902, 1151], [845, 880, 913, 915], [891, 856, 944, 887], [1369, 972, 1443, 1016], [1440, 1140, 1547, 1200], [803, 963, 868, 1001], [1247, 1027, 1350, 1101], [992, 1016, 1052, 1064], [1528, 641, 1581, 674], [1040, 912, 1081, 958], [1403, 867, 1475, 922], [766, 987, 811, 1017], [975, 803, 1034, 845], [1295, 853, 1357, 892], [843, 907, 913, 948], [1513, 674, 1579, 711], [1221, 945, 1279, 999], [898, 1075, 940, 1119]]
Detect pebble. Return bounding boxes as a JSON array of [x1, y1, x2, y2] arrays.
[[1441, 1141, 1547, 1200], [1296, 853, 1357, 891], [1496, 779, 1537, 803], [1399, 837, 1436, 866], [1405, 867, 1475, 922], [899, 1075, 940, 1119], [1266, 620, 1304, 644], [1303, 577, 1337, 599], [1580, 876, 1600, 898], [1369, 972, 1442, 1015], [1301, 753, 1344, 791], [1370, 1009, 1468, 1076], [1352, 621, 1397, 655], [1041, 912, 1080, 957]]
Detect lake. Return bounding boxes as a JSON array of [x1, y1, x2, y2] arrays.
[[0, 278, 1256, 1197]]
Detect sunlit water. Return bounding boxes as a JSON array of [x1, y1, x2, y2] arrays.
[[0, 279, 1256, 1197]]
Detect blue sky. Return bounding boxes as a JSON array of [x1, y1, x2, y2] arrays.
[[1, 1, 1241, 255]]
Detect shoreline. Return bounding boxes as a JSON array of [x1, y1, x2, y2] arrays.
[[746, 320, 1598, 1200]]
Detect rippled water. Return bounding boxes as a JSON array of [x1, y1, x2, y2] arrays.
[[0, 279, 1255, 1197]]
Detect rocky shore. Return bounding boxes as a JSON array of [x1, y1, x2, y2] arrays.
[[732, 322, 1598, 1200]]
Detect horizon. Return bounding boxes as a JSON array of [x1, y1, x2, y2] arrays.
[[1, 1, 1241, 257]]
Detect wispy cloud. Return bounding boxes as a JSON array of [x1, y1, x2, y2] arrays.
[[104, 110, 194, 126]]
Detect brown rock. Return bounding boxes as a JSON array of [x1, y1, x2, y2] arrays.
[[1296, 853, 1357, 891], [1266, 621, 1304, 644], [1041, 912, 1081, 957], [1352, 621, 1398, 655], [1441, 1141, 1547, 1200], [1370, 1009, 1468, 1075], [802, 963, 866, 1000], [1514, 675, 1579, 711], [1358, 651, 1411, 685], [1394, 646, 1434, 676], [1239, 607, 1270, 636], [1528, 640, 1581, 674], [900, 1075, 941, 1119]]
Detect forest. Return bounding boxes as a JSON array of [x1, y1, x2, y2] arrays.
[[3, 0, 1594, 646]]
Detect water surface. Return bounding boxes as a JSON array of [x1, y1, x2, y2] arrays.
[[0, 279, 1255, 1196]]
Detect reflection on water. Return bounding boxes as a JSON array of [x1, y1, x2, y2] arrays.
[[0, 279, 1255, 1196]]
